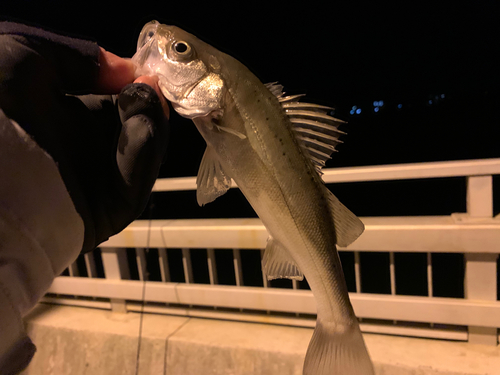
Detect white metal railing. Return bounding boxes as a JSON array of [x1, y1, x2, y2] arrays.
[[44, 158, 500, 345]]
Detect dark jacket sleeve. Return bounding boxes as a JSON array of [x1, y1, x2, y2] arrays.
[[0, 109, 85, 374]]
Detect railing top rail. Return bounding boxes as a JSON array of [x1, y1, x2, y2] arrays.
[[152, 158, 500, 192], [101, 215, 500, 253]]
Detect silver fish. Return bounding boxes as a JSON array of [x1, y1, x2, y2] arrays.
[[133, 21, 374, 375]]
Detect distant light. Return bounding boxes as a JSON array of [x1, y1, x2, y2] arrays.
[[373, 101, 378, 107], [356, 108, 362, 114], [374, 107, 379, 113], [352, 105, 357, 110], [441, 94, 445, 99], [428, 100, 433, 105], [350, 110, 355, 115], [397, 104, 403, 109], [379, 100, 384, 106]]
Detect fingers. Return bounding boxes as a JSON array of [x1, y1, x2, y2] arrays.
[[133, 75, 170, 119], [114, 83, 170, 221], [0, 22, 168, 104], [0, 22, 136, 95], [94, 50, 170, 120], [94, 48, 137, 94]]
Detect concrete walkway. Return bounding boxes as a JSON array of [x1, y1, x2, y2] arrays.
[[21, 304, 499, 375]]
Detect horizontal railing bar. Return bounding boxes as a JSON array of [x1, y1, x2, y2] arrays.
[[152, 158, 500, 192], [101, 216, 500, 253], [41, 296, 111, 310], [48, 277, 500, 328], [125, 304, 466, 341], [322, 158, 500, 184], [359, 322, 467, 341], [38, 298, 467, 341], [126, 303, 316, 329]]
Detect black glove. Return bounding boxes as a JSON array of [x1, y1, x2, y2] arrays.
[[0, 22, 169, 253]]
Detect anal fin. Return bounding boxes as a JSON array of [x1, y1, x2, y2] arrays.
[[262, 236, 304, 280]]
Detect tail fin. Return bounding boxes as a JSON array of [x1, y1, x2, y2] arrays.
[[303, 319, 374, 375]]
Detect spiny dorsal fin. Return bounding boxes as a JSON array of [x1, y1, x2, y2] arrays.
[[262, 236, 304, 281], [265, 82, 346, 175], [265, 82, 285, 98], [288, 109, 346, 174], [266, 82, 363, 247]]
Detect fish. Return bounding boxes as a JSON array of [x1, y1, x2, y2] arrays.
[[132, 20, 375, 375]]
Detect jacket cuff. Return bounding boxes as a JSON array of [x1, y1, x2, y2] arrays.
[[0, 285, 36, 375]]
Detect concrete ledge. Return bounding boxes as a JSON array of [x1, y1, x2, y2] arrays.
[[21, 304, 499, 375]]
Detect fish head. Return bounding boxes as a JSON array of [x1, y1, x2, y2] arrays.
[[132, 21, 224, 119]]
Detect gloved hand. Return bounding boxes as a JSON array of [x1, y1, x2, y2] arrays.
[[0, 21, 170, 253], [0, 21, 169, 374]]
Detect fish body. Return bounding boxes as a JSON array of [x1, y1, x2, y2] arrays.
[[133, 21, 374, 375]]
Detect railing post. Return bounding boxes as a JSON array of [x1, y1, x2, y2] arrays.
[[101, 247, 130, 313], [68, 261, 79, 277], [84, 252, 97, 278], [182, 248, 193, 284], [465, 175, 498, 345], [207, 248, 218, 285]]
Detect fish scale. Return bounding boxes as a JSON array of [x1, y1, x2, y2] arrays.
[[133, 20, 375, 375]]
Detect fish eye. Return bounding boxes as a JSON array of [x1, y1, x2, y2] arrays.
[[174, 41, 190, 54]]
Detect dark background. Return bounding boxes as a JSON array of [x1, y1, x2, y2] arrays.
[[3, 2, 500, 297], [2, 1, 499, 218]]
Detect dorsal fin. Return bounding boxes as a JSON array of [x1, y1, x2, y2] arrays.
[[265, 82, 346, 175], [265, 82, 306, 103], [325, 188, 365, 247], [265, 82, 364, 247], [288, 108, 346, 175], [265, 82, 285, 98]]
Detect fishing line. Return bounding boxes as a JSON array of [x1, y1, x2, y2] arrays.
[[135, 195, 155, 375]]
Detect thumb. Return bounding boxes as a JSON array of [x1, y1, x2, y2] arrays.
[[114, 82, 169, 217], [94, 48, 136, 94], [0, 22, 136, 95]]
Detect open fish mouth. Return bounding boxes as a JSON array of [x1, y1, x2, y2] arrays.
[[135, 20, 167, 52]]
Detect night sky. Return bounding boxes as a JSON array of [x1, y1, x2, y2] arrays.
[[2, 1, 500, 218]]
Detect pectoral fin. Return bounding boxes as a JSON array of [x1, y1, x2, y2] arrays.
[[262, 236, 304, 280], [214, 124, 247, 139], [196, 146, 231, 206]]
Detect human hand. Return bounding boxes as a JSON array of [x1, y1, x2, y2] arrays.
[[0, 21, 170, 253], [96, 46, 170, 114], [0, 21, 171, 373]]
